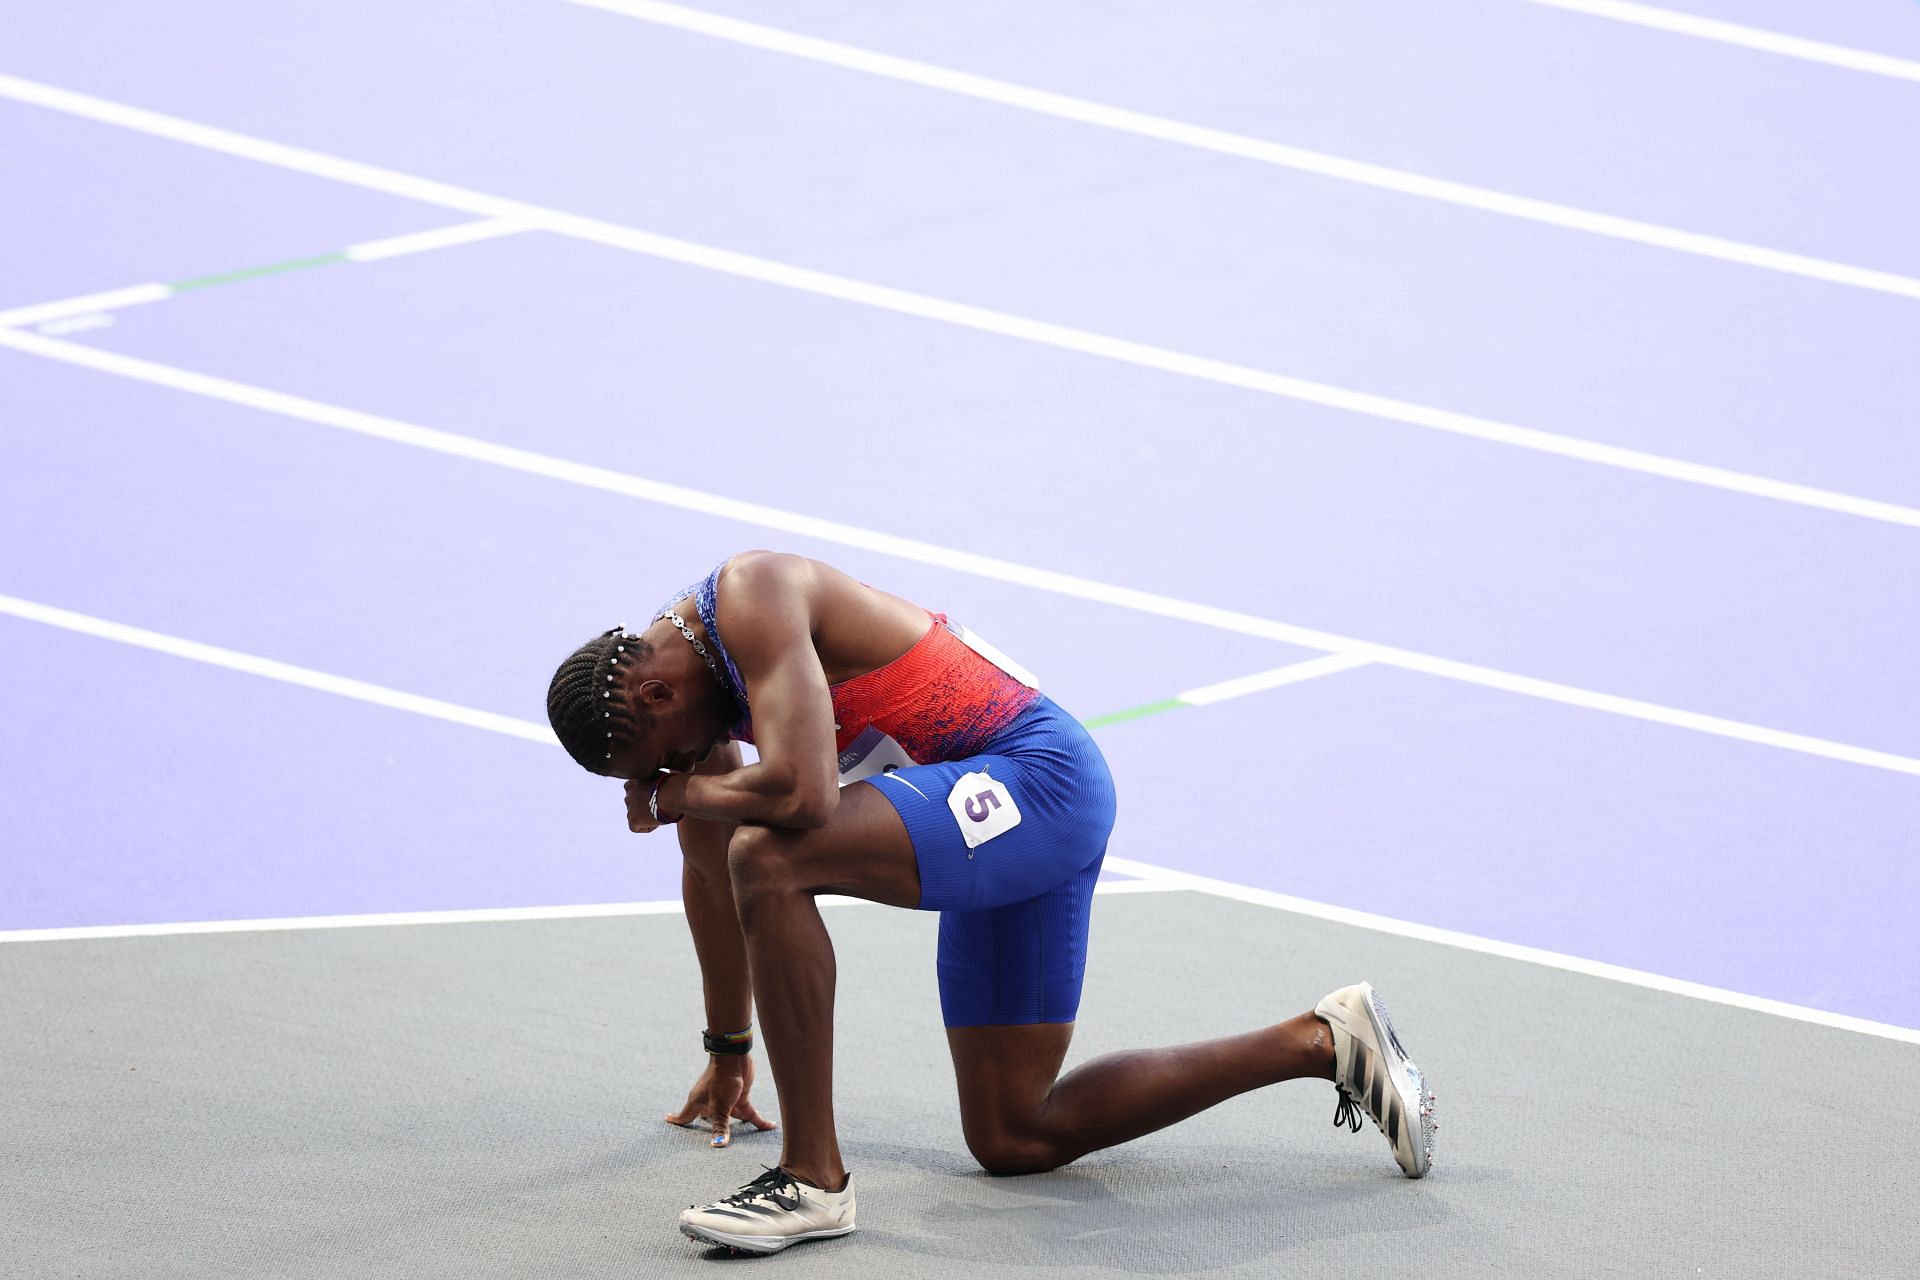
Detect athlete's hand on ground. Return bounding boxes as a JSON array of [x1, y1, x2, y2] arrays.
[[665, 1055, 778, 1148]]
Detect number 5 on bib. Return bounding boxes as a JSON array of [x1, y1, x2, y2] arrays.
[[946, 770, 1022, 850]]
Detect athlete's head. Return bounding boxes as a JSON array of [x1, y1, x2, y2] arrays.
[[546, 626, 732, 779]]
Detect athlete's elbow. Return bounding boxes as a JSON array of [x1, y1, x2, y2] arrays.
[[749, 768, 835, 829], [777, 787, 837, 830]]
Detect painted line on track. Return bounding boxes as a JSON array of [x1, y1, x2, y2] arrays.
[[0, 592, 559, 745], [1, 76, 1916, 531], [4, 593, 1912, 1040], [1514, 0, 1920, 82], [562, 0, 1920, 299], [0, 881, 1184, 945], [1103, 857, 1920, 1047], [6, 864, 1908, 1046], [1083, 652, 1369, 728], [0, 218, 524, 331], [4, 330, 1919, 780], [171, 253, 346, 293]]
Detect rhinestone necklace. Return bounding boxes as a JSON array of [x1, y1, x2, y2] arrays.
[[659, 609, 738, 702]]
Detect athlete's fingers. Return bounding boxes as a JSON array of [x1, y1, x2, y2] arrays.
[[710, 1113, 732, 1148], [664, 1087, 706, 1126], [732, 1100, 778, 1132]]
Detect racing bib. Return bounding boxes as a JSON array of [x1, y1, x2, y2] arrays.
[[946, 769, 1022, 850], [837, 724, 918, 787]]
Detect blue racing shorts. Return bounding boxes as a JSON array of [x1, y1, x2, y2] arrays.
[[865, 695, 1117, 1027]]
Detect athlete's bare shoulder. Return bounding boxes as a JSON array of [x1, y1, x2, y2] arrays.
[[716, 551, 927, 684], [716, 549, 811, 598]]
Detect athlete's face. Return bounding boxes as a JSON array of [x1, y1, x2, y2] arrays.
[[608, 679, 731, 780]]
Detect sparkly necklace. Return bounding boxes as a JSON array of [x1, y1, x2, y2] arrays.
[[659, 608, 739, 703]]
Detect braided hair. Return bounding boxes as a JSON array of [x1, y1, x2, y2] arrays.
[[547, 627, 655, 775]]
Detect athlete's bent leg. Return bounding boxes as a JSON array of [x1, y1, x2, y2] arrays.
[[724, 782, 922, 1191], [948, 1016, 1335, 1175]]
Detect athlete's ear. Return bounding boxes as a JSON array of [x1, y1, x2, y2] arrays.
[[635, 678, 674, 709]]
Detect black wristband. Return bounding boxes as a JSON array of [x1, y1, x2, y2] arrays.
[[703, 1027, 753, 1056]]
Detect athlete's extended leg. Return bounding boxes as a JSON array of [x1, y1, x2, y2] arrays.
[[722, 781, 922, 1191], [949, 1016, 1334, 1175]]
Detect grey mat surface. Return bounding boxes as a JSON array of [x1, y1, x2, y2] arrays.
[[4, 891, 1914, 1278]]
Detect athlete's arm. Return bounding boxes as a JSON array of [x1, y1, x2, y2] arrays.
[[664, 740, 776, 1146], [654, 556, 840, 830], [675, 741, 753, 1035]]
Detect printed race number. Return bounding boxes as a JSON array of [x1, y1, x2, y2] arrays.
[[946, 770, 1022, 851]]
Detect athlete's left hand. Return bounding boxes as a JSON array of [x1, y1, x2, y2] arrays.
[[665, 1054, 778, 1148]]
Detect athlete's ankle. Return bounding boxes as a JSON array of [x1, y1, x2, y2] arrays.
[[1311, 1013, 1335, 1079], [782, 1162, 848, 1192]]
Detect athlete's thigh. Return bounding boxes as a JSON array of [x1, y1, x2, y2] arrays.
[[947, 1021, 1074, 1139], [730, 780, 921, 909]]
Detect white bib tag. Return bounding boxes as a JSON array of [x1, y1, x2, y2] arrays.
[[946, 769, 1022, 850], [951, 623, 1040, 691], [837, 725, 918, 787]]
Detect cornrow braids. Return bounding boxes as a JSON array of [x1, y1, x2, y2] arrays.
[[547, 627, 655, 775]]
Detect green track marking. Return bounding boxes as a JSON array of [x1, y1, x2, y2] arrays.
[[1080, 698, 1185, 730], [170, 252, 348, 292]]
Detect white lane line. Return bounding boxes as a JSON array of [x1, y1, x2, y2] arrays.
[[1516, 0, 1920, 83], [4, 333, 1919, 781], [1104, 858, 1920, 1047], [1177, 652, 1371, 706], [344, 217, 528, 262], [0, 283, 171, 330], [0, 327, 1393, 659], [10, 872, 1910, 1049], [0, 592, 559, 746], [0, 219, 524, 332], [1, 74, 1916, 531], [0, 901, 688, 943], [561, 0, 1920, 300], [0, 879, 1180, 944]]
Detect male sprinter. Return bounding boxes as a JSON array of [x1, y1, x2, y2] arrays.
[[546, 552, 1434, 1254]]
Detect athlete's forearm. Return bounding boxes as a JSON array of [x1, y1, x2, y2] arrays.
[[658, 765, 837, 831], [678, 821, 753, 1035]]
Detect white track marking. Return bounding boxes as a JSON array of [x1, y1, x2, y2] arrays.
[[5, 328, 1919, 780], [344, 217, 529, 262], [2, 76, 1917, 531], [1516, 0, 1920, 83], [1091, 878, 1188, 896], [1103, 859, 1920, 1046], [0, 901, 687, 943], [0, 879, 1178, 944], [8, 875, 1910, 1047], [1177, 652, 1370, 706], [0, 592, 559, 745], [0, 283, 170, 330], [0, 221, 523, 331], [561, 0, 1920, 300]]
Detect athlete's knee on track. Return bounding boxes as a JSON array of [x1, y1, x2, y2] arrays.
[[960, 1111, 1068, 1177], [965, 1131, 1064, 1177]]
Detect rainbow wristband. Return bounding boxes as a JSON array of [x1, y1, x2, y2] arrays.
[[703, 1026, 753, 1057]]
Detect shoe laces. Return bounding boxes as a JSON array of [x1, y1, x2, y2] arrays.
[[1331, 1083, 1365, 1134], [719, 1166, 802, 1212]]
